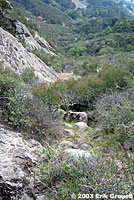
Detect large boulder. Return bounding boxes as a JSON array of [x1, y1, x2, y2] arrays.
[[65, 111, 88, 122], [63, 149, 96, 163], [74, 122, 89, 131], [0, 27, 58, 84]]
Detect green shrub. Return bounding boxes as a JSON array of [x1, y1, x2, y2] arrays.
[[0, 66, 60, 134], [32, 50, 51, 66], [99, 66, 131, 91], [33, 81, 64, 107], [69, 46, 87, 57], [0, 66, 20, 98], [4, 86, 59, 134], [19, 38, 27, 48], [21, 68, 37, 84], [97, 102, 134, 130], [33, 77, 104, 110]]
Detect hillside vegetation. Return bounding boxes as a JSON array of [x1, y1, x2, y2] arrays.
[[0, 0, 134, 199]]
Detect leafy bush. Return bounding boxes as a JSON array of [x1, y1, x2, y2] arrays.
[[0, 66, 60, 135], [97, 102, 134, 130], [33, 76, 104, 110], [67, 9, 79, 20], [0, 66, 20, 98], [4, 87, 31, 127], [4, 87, 60, 134], [33, 81, 63, 108], [69, 46, 87, 57], [21, 68, 37, 84], [32, 50, 54, 67]]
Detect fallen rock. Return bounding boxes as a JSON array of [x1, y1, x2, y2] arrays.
[[65, 111, 88, 122], [74, 122, 89, 130], [58, 109, 66, 119], [63, 123, 73, 129], [63, 129, 75, 137], [59, 140, 76, 149], [63, 149, 95, 163], [78, 143, 91, 150], [58, 73, 80, 81]]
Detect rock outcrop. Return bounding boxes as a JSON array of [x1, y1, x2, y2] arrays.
[[14, 21, 56, 55], [0, 124, 46, 199], [0, 27, 58, 84]]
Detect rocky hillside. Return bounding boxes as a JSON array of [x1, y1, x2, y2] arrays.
[[0, 2, 58, 84], [0, 0, 134, 199], [0, 27, 58, 84]]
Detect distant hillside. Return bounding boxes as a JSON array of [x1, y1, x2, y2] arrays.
[[7, 0, 132, 54], [114, 0, 134, 15], [9, 0, 71, 25], [9, 0, 130, 23]]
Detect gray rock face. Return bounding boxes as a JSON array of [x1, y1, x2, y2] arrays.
[[14, 21, 56, 56], [0, 124, 45, 199], [0, 27, 58, 84], [34, 31, 55, 55], [36, 195, 49, 200], [21, 194, 33, 200]]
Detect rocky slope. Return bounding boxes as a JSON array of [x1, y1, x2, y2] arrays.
[[14, 20, 56, 55], [0, 124, 46, 199], [0, 27, 58, 84], [0, 116, 95, 200]]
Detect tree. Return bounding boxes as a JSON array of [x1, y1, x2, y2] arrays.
[[67, 9, 79, 19], [113, 21, 130, 33], [69, 46, 87, 56], [103, 26, 112, 35]]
